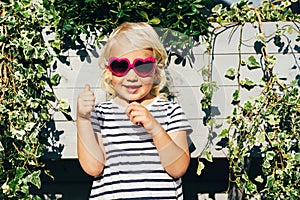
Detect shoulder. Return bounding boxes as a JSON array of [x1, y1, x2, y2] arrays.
[[151, 98, 186, 118], [91, 101, 114, 118], [155, 97, 180, 107], [155, 98, 182, 111], [156, 98, 193, 134], [94, 100, 113, 110]]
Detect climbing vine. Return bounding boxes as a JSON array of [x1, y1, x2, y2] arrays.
[[0, 1, 70, 199], [199, 0, 300, 199]]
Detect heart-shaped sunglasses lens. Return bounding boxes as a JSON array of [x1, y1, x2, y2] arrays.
[[108, 57, 156, 77]]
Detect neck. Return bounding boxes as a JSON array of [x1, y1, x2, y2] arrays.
[[114, 95, 156, 106]]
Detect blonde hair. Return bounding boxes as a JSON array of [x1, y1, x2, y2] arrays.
[[98, 22, 168, 99]]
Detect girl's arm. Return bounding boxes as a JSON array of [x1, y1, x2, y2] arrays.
[[77, 117, 105, 177], [126, 102, 190, 178], [151, 129, 190, 178], [77, 84, 105, 177]]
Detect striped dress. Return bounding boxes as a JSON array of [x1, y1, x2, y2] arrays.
[[89, 97, 192, 200]]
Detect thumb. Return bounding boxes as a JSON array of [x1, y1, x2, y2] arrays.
[[84, 84, 91, 92]]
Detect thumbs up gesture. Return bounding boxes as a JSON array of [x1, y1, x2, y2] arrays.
[[77, 84, 95, 120]]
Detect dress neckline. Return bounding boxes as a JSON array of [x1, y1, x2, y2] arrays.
[[111, 96, 159, 110]]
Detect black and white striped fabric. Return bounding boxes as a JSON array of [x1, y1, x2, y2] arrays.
[[89, 97, 193, 200]]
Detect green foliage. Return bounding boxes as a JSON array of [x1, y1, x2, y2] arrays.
[[0, 0, 69, 199], [210, 0, 300, 24], [46, 0, 210, 38], [42, 0, 212, 68], [199, 0, 300, 199]]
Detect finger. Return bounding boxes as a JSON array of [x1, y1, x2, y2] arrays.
[[128, 101, 141, 107], [80, 94, 95, 101], [127, 109, 147, 124], [84, 84, 91, 92], [80, 100, 95, 107], [126, 102, 141, 112], [126, 105, 142, 118], [125, 106, 133, 118], [125, 103, 135, 116], [130, 115, 144, 127]]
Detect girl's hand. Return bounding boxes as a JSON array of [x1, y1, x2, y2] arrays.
[[77, 84, 95, 120], [126, 101, 163, 136]]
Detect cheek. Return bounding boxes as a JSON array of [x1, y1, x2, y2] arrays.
[[111, 78, 117, 87], [141, 77, 155, 87], [111, 76, 123, 87]]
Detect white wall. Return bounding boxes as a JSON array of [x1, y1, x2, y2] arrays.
[[46, 22, 299, 159]]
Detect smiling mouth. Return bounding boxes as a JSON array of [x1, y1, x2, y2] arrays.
[[124, 85, 141, 89]]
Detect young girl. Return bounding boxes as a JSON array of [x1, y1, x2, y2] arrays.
[[77, 22, 193, 199]]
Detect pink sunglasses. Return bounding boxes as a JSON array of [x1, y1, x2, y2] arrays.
[[107, 56, 156, 77]]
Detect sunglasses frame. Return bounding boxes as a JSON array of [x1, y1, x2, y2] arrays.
[[107, 56, 156, 77]]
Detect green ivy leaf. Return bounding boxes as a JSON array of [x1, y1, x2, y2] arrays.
[[40, 112, 50, 121], [246, 10, 255, 20], [63, 24, 73, 31], [247, 56, 261, 69], [24, 122, 35, 131], [138, 10, 149, 20], [255, 131, 265, 145], [266, 115, 280, 126], [266, 151, 275, 161], [256, 33, 266, 44], [16, 167, 26, 179], [0, 35, 6, 42], [212, 4, 223, 15], [197, 161, 205, 176], [225, 67, 236, 80], [266, 175, 275, 187], [219, 128, 229, 138], [58, 99, 70, 111], [201, 65, 209, 78], [204, 151, 213, 162], [255, 175, 264, 183], [148, 17, 161, 25], [79, 26, 89, 35], [11, 128, 26, 140], [200, 82, 219, 99], [21, 0, 31, 7], [241, 59, 247, 66], [243, 101, 252, 111], [27, 170, 41, 189], [266, 55, 277, 69], [240, 78, 256, 90], [50, 40, 61, 51], [50, 74, 61, 86], [232, 89, 240, 103], [245, 179, 257, 193]]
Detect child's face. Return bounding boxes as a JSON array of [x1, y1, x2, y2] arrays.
[[109, 46, 156, 102]]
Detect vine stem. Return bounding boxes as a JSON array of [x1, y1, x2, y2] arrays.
[[252, 7, 273, 78], [236, 24, 243, 110], [0, 6, 11, 101], [12, 142, 26, 158]]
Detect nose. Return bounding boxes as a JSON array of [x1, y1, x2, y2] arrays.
[[125, 69, 138, 81]]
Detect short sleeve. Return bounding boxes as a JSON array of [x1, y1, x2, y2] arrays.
[[90, 106, 102, 134], [166, 102, 193, 135]]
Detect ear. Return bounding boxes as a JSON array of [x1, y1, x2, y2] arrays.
[[153, 68, 161, 85]]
